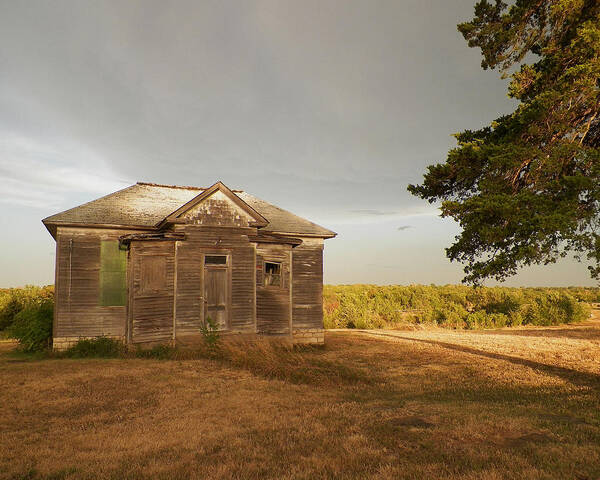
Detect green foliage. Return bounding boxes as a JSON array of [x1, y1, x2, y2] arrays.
[[0, 285, 54, 331], [323, 284, 592, 330], [64, 337, 127, 358], [409, 1, 600, 283], [199, 315, 220, 351], [8, 299, 53, 352]]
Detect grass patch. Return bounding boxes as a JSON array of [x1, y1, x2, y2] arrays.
[[216, 340, 375, 386], [46, 337, 375, 387], [1, 325, 599, 479]]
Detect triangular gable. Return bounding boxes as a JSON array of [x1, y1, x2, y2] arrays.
[[159, 181, 269, 228]]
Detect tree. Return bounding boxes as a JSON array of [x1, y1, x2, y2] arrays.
[[408, 0, 600, 284]]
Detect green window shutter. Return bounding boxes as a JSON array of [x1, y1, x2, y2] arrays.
[[99, 241, 127, 306]]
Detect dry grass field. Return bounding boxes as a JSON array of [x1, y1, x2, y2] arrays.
[[2, 319, 600, 480]]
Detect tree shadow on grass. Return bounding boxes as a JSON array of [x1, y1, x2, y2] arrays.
[[362, 331, 600, 391], [475, 326, 600, 341]]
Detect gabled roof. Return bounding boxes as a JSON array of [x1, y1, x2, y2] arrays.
[[161, 181, 269, 228], [42, 182, 337, 239]]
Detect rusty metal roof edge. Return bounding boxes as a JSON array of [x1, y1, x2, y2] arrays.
[[119, 231, 186, 245], [43, 221, 157, 231], [248, 233, 303, 246], [261, 229, 337, 239]]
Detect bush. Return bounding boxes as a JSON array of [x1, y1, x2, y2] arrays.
[[0, 285, 54, 331], [0, 297, 23, 331], [8, 299, 53, 352], [64, 337, 127, 358]]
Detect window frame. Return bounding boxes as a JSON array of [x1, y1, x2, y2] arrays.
[[263, 261, 282, 287], [204, 254, 229, 266]]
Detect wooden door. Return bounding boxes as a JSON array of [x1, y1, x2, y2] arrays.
[[203, 254, 229, 329], [130, 243, 175, 343]]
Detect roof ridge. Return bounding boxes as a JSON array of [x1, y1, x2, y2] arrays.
[[136, 181, 245, 193], [136, 182, 206, 190]]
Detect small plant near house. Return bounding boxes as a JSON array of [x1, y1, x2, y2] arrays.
[[199, 315, 220, 352]]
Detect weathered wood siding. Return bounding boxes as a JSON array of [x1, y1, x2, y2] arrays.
[[291, 239, 324, 329], [255, 244, 291, 334], [173, 225, 257, 337], [180, 190, 255, 227], [54, 227, 142, 339], [129, 241, 175, 343]]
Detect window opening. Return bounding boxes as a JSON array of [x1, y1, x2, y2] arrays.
[[264, 261, 281, 286]]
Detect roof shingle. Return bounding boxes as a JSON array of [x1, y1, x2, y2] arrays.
[[42, 182, 336, 238]]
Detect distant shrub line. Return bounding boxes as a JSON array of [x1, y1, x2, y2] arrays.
[[323, 285, 596, 330], [1, 284, 598, 351]]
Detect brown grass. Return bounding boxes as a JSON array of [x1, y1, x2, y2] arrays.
[[1, 320, 600, 480]]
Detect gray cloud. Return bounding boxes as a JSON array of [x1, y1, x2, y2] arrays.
[[0, 0, 514, 212], [397, 225, 413, 231], [3, 0, 587, 287]]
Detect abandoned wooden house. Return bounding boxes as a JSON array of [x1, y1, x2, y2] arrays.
[[42, 181, 336, 350]]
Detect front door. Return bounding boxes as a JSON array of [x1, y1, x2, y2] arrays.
[[203, 254, 229, 329]]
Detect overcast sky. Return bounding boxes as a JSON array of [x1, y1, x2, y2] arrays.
[[0, 0, 595, 287]]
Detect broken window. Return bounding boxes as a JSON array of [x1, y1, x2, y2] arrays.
[[264, 261, 281, 287], [99, 240, 127, 306]]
